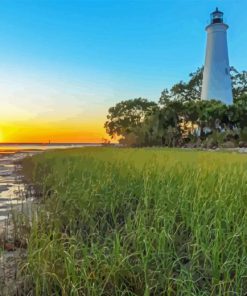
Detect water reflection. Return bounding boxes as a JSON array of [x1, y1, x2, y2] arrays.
[[0, 152, 33, 221], [0, 143, 102, 221]]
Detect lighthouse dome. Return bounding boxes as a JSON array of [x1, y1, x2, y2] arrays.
[[211, 7, 224, 24]]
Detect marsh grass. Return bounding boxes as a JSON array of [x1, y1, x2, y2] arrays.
[[20, 148, 247, 295]]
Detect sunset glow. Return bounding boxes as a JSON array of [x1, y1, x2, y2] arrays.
[[0, 121, 109, 143], [0, 130, 4, 142], [0, 1, 246, 143]]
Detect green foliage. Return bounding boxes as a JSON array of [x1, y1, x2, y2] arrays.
[[171, 67, 203, 102], [240, 126, 247, 142], [159, 68, 203, 104], [105, 67, 247, 147], [231, 68, 247, 100], [21, 148, 247, 295], [104, 98, 157, 139]]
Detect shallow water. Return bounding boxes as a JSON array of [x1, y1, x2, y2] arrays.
[[0, 143, 102, 221], [0, 143, 101, 152], [0, 152, 35, 221]]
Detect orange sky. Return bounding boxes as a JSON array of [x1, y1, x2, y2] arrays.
[[0, 121, 111, 143]]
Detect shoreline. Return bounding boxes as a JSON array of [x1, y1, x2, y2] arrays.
[[0, 150, 40, 295]]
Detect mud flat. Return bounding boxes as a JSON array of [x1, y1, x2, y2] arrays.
[[0, 151, 37, 229], [0, 150, 39, 295]]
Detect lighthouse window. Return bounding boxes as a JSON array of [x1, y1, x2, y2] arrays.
[[225, 68, 229, 75]]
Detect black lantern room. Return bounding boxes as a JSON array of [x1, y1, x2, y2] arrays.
[[211, 7, 224, 24]]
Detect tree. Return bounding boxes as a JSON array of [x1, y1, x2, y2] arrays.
[[231, 68, 247, 100], [171, 67, 203, 102], [159, 67, 247, 104], [104, 67, 247, 148], [197, 100, 228, 129], [104, 98, 157, 139], [145, 99, 184, 145], [159, 67, 203, 104], [228, 94, 247, 128]]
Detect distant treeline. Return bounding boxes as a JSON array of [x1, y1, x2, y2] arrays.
[[104, 67, 247, 148]]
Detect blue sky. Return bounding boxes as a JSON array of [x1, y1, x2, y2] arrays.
[[0, 0, 246, 141]]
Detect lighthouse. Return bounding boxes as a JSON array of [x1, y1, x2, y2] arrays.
[[201, 8, 233, 104]]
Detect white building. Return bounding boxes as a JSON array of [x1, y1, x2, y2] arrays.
[[201, 8, 233, 104]]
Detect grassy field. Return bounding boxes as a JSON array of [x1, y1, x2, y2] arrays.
[[20, 148, 247, 295]]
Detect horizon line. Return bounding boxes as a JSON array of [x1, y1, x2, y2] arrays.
[[0, 142, 108, 145]]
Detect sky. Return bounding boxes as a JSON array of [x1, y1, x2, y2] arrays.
[[0, 0, 246, 143]]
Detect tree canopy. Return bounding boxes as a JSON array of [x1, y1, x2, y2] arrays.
[[104, 98, 157, 138], [105, 67, 247, 148]]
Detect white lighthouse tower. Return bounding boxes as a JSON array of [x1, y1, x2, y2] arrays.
[[201, 8, 233, 104]]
